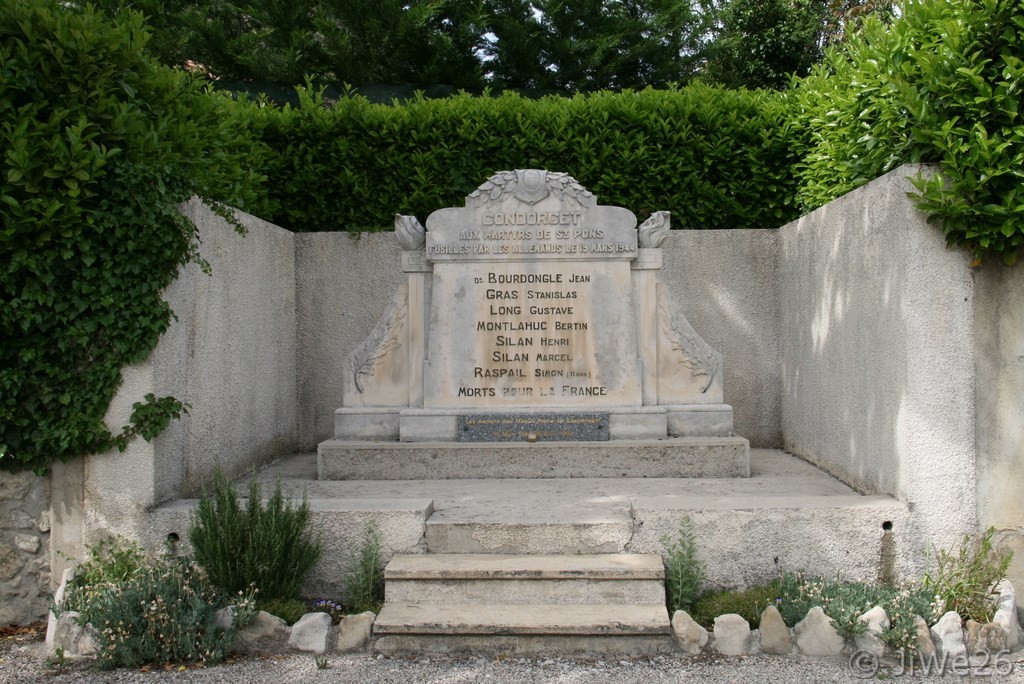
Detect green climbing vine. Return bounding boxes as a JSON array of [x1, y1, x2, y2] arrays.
[[0, 1, 267, 473]]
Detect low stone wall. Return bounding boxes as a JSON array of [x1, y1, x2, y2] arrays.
[[0, 471, 50, 625]]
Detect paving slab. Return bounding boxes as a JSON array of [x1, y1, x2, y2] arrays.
[[385, 576, 665, 606], [371, 633, 678, 657], [384, 553, 666, 605], [251, 449, 858, 503]]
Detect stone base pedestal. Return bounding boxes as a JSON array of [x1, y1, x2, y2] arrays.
[[397, 407, 671, 442], [664, 404, 735, 437], [317, 436, 750, 480], [335, 408, 401, 441], [334, 405, 734, 443]]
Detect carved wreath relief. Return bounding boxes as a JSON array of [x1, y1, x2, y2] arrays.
[[468, 170, 593, 210]]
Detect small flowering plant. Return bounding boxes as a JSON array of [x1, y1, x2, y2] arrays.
[[59, 539, 256, 670], [882, 586, 935, 654], [776, 571, 933, 646], [309, 598, 346, 624], [922, 527, 1012, 624], [59, 537, 146, 616]]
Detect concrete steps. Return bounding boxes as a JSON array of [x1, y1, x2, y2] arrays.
[[374, 553, 675, 656], [384, 553, 666, 605]]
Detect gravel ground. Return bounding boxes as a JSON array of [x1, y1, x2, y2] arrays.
[[7, 625, 1024, 684]]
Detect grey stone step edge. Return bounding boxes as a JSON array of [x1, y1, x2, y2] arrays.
[[374, 603, 672, 635]]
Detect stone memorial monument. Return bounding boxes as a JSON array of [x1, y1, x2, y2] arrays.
[[319, 170, 748, 478]]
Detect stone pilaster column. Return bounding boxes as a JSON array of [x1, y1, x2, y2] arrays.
[[396, 215, 430, 408], [633, 211, 671, 406], [401, 250, 430, 407], [632, 248, 662, 406]]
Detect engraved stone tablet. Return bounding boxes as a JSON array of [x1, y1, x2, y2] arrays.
[[458, 413, 610, 442]]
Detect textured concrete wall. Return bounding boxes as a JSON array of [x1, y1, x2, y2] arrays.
[[632, 499, 914, 587], [779, 165, 977, 552], [295, 233, 404, 448], [975, 260, 1024, 594], [659, 230, 782, 447], [157, 200, 298, 497], [296, 229, 782, 448], [49, 201, 300, 580], [0, 472, 50, 625]]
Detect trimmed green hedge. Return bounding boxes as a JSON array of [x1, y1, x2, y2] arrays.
[[0, 1, 265, 473], [251, 84, 803, 232], [792, 0, 1024, 264]]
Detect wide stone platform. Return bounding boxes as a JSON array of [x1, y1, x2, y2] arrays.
[[318, 436, 750, 479], [149, 449, 910, 589]]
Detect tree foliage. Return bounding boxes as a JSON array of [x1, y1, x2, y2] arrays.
[[821, 0, 897, 45], [89, 0, 732, 92], [86, 0, 903, 93], [482, 0, 718, 91], [703, 0, 830, 89], [85, 0, 489, 88]]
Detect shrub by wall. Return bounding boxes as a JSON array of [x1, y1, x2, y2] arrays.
[[792, 0, 1024, 264], [0, 1, 266, 474], [252, 84, 802, 232]]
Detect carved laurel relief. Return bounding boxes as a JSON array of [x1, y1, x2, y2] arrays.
[[349, 284, 408, 393], [657, 287, 720, 393]]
